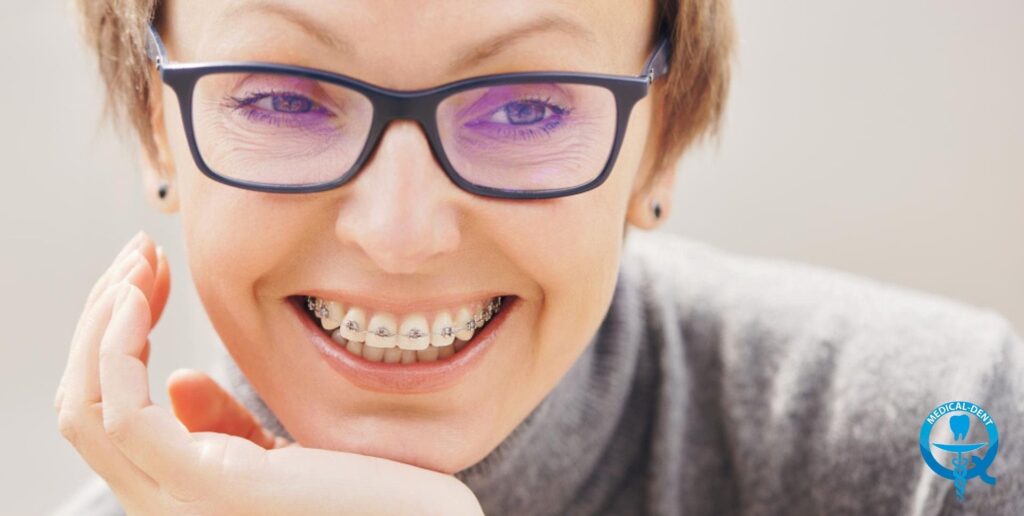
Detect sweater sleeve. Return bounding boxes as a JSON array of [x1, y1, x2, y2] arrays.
[[52, 475, 125, 516], [935, 322, 1024, 516]]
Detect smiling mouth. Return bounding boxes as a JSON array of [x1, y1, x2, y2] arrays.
[[293, 294, 510, 364]]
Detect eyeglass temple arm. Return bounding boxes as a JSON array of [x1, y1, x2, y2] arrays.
[[145, 23, 168, 70], [643, 33, 672, 83]]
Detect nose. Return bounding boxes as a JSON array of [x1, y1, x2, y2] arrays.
[[335, 120, 462, 274]]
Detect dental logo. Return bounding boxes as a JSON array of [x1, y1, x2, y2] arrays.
[[919, 401, 999, 501]]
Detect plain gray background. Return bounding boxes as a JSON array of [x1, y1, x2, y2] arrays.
[[2, 1, 1021, 514]]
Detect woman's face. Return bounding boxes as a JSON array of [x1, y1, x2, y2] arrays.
[[151, 0, 665, 473]]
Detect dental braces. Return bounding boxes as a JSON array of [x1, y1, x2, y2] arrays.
[[306, 296, 503, 339]]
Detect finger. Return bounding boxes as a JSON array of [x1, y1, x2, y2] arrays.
[[81, 231, 149, 318], [240, 443, 482, 514], [85, 236, 158, 317], [56, 280, 159, 496], [71, 243, 148, 358], [166, 369, 279, 450], [99, 283, 197, 494], [57, 250, 155, 412], [148, 245, 171, 329], [56, 399, 160, 496], [140, 339, 151, 367], [59, 252, 155, 411]]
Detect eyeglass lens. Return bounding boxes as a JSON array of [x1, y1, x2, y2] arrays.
[[191, 73, 617, 191]]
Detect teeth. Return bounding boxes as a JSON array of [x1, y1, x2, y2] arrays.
[[453, 307, 475, 341], [339, 307, 366, 342], [401, 350, 417, 364], [398, 315, 431, 350], [364, 313, 398, 348], [308, 295, 506, 364], [362, 345, 385, 362], [417, 345, 439, 362], [383, 347, 403, 363], [430, 311, 455, 347], [321, 300, 344, 330]]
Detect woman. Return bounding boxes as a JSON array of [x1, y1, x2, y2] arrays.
[[55, 0, 1023, 514]]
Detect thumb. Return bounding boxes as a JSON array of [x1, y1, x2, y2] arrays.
[[166, 368, 281, 450]]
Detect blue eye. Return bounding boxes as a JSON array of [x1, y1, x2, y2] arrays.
[[224, 90, 335, 128], [488, 97, 569, 127], [464, 96, 573, 142], [269, 94, 315, 113], [501, 100, 556, 125]]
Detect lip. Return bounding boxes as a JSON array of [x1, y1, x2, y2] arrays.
[[289, 294, 517, 395]]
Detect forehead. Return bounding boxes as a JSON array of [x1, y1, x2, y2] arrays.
[[167, 0, 655, 89]]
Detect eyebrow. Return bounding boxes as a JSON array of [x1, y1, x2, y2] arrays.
[[226, 1, 597, 74]]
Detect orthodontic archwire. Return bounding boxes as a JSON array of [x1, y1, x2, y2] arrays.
[[306, 296, 503, 339]]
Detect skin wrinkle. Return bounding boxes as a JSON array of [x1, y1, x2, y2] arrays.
[[73, 0, 736, 477]]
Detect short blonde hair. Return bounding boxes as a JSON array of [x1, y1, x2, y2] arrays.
[[76, 0, 735, 192]]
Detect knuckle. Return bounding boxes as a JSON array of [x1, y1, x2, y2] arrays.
[[103, 410, 133, 446], [57, 409, 82, 445]]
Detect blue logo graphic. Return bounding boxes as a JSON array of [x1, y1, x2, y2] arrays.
[[919, 401, 999, 501]]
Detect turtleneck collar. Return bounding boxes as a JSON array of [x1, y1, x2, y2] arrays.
[[217, 260, 652, 515]]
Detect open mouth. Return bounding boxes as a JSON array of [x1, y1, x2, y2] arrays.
[[291, 294, 514, 365]]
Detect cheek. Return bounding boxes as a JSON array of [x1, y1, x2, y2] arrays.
[[162, 87, 316, 339], [486, 145, 641, 374], [517, 99, 649, 363]]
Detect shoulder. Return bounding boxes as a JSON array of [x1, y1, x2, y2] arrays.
[[621, 229, 1024, 513], [621, 229, 1019, 371]]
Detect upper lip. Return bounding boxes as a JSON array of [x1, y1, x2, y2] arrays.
[[294, 290, 510, 315]]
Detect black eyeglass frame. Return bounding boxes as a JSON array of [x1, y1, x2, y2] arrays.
[[145, 24, 671, 199]]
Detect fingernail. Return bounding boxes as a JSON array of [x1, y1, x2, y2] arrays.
[[127, 249, 145, 269], [156, 245, 165, 260], [115, 231, 147, 262], [128, 230, 146, 248]]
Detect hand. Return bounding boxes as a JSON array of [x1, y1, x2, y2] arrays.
[[166, 368, 294, 451], [55, 232, 484, 516]]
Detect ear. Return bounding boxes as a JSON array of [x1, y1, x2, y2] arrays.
[[139, 66, 179, 213], [622, 75, 679, 228], [625, 82, 676, 230], [625, 161, 676, 230]]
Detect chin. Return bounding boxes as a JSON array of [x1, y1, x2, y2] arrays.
[[287, 417, 487, 474]]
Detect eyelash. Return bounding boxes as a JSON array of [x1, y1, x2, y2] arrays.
[[478, 95, 574, 141], [223, 89, 334, 127], [221, 90, 572, 140]]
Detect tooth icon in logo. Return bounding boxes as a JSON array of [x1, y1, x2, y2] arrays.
[[950, 414, 970, 441]]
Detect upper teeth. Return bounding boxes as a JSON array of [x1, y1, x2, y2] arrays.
[[306, 295, 503, 350]]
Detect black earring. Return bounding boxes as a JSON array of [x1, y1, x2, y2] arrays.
[[651, 199, 662, 220], [158, 182, 168, 200]]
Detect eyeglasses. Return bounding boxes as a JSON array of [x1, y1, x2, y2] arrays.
[[145, 24, 670, 199]]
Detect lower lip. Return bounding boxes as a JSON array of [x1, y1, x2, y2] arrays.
[[290, 295, 517, 395]]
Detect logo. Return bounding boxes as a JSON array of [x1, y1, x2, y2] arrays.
[[919, 401, 999, 501]]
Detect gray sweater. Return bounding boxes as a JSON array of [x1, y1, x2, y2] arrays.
[[55, 230, 1024, 515]]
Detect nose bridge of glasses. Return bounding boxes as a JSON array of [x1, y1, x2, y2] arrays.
[[371, 90, 442, 127], [361, 91, 449, 170]]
